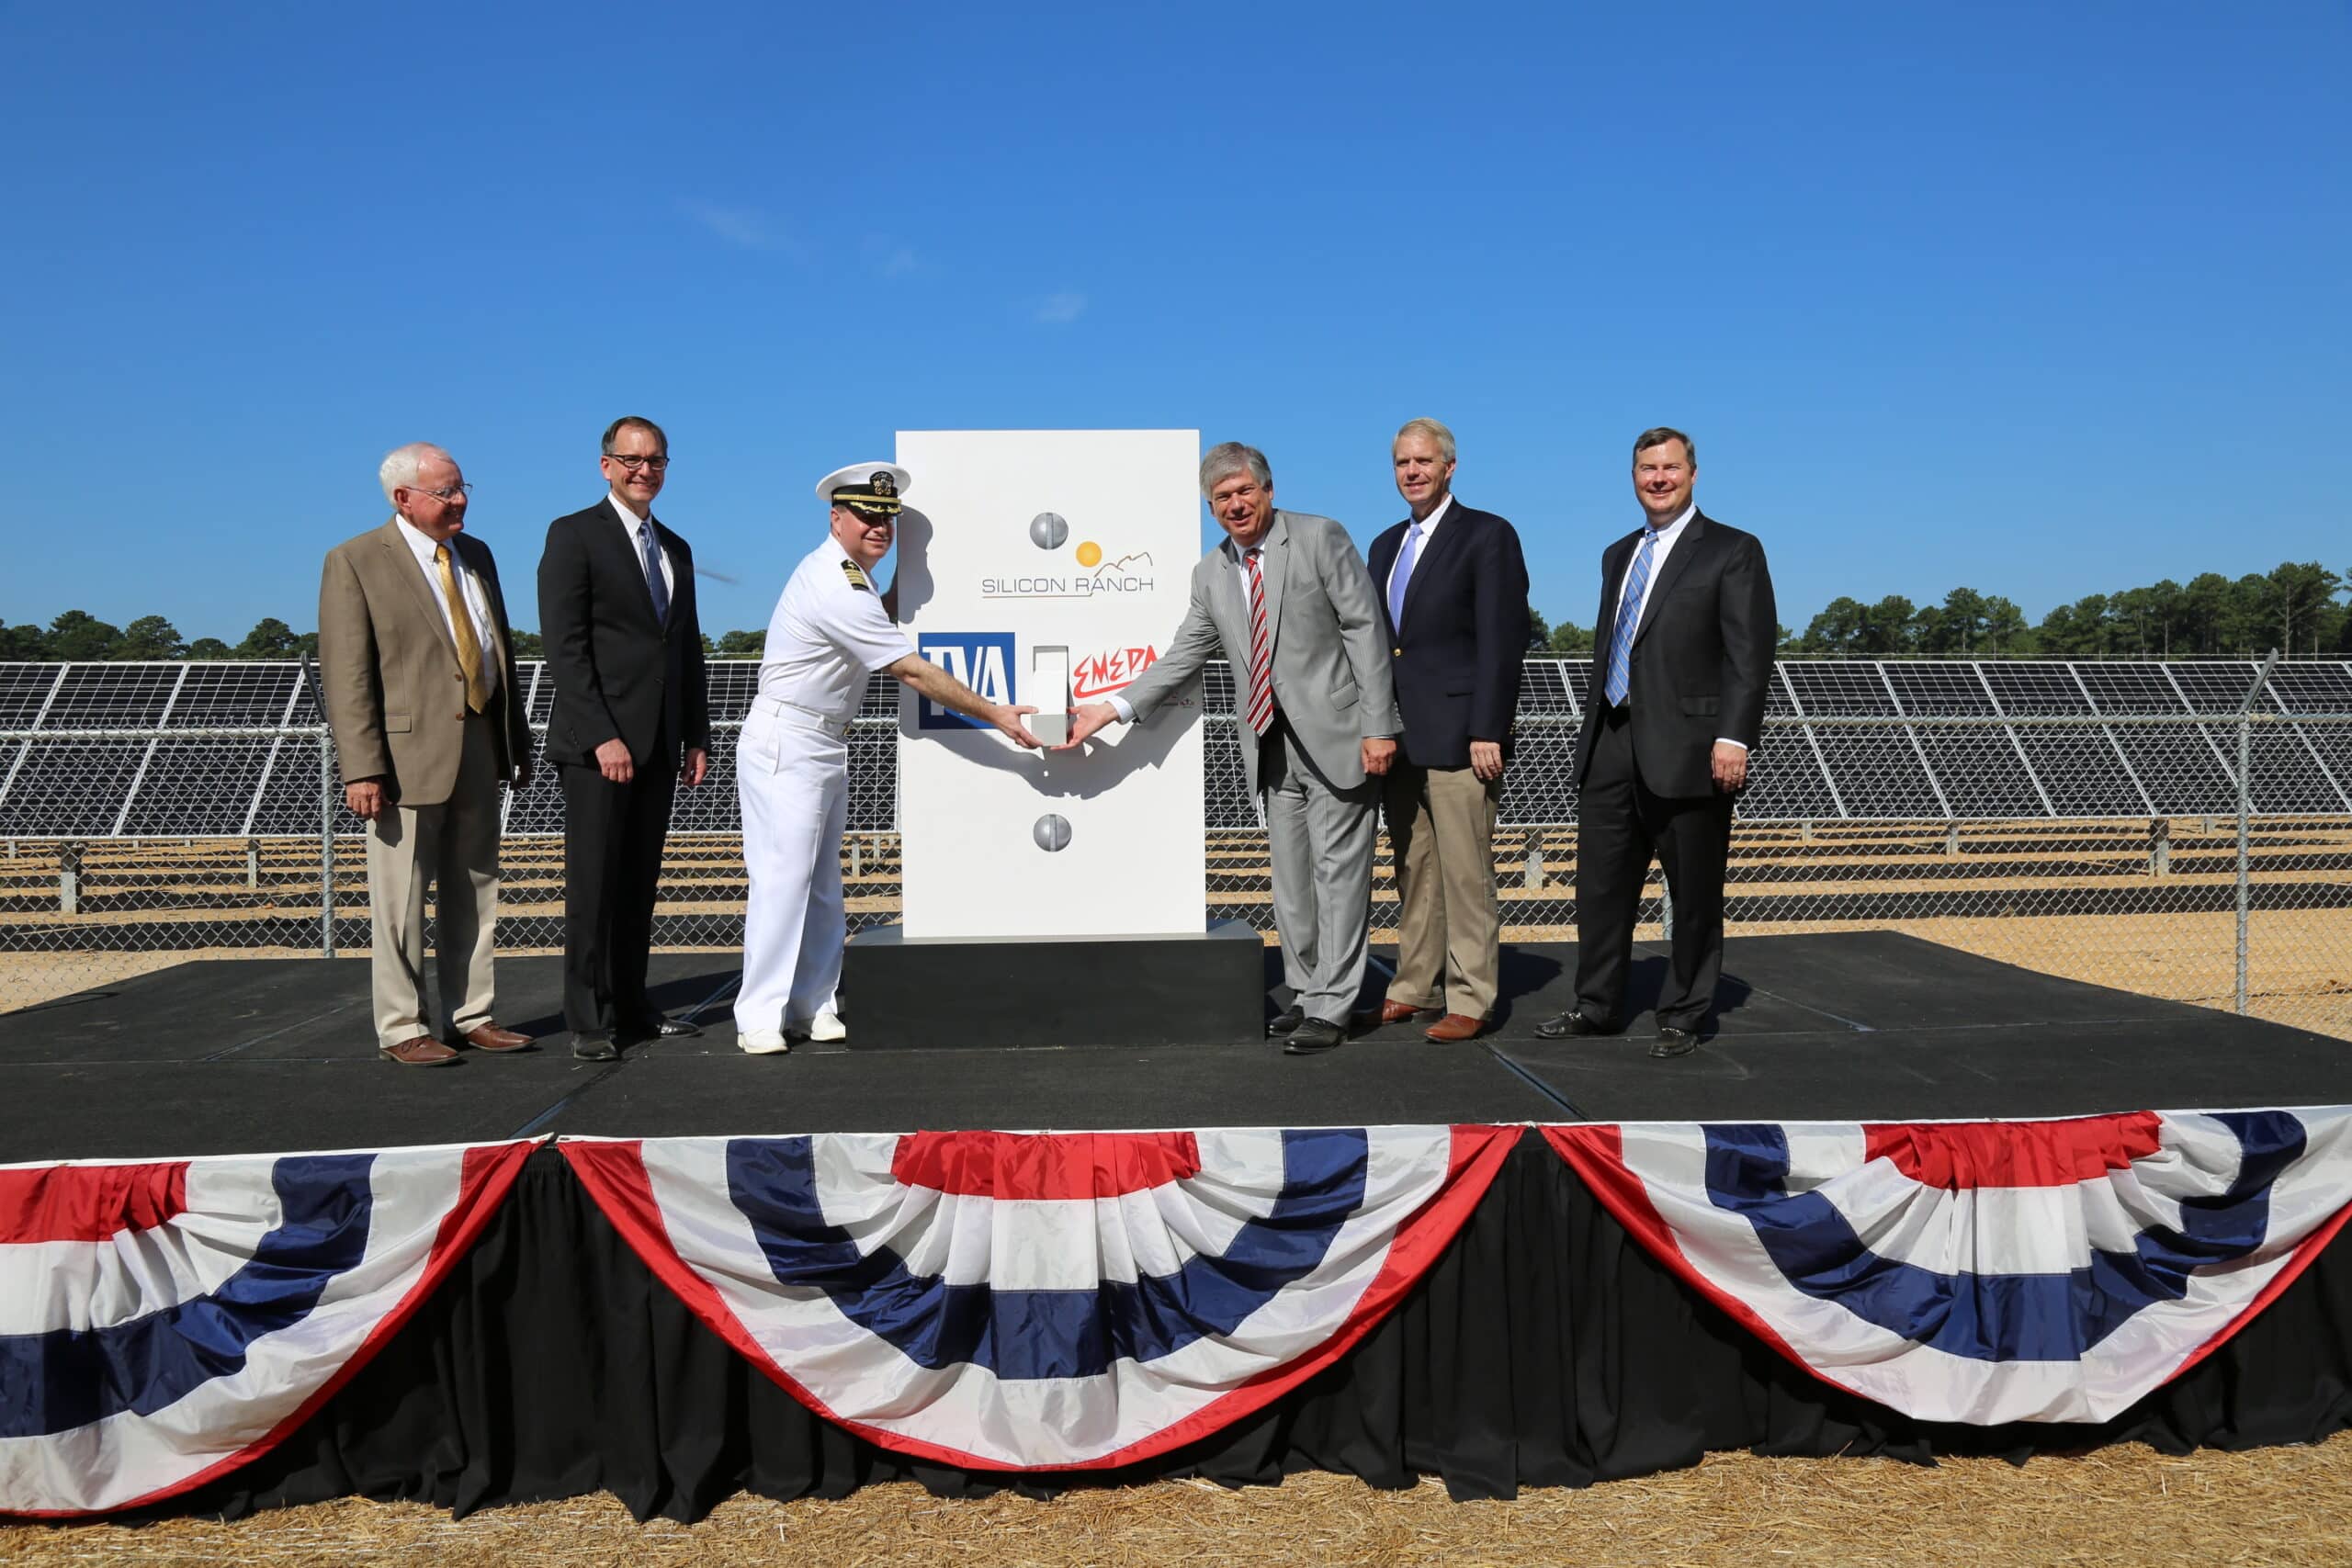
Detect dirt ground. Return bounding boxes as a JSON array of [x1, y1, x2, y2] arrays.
[[7, 1437, 2351, 1567]]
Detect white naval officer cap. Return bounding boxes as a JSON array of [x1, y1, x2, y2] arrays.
[[817, 462, 911, 519]]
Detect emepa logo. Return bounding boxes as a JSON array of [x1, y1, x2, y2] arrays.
[[1071, 646, 1159, 701], [918, 633, 1014, 729]]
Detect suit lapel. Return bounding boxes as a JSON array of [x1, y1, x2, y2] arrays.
[[378, 520, 460, 662], [1260, 512, 1292, 650], [1633, 512, 1710, 645], [1206, 547, 1246, 654], [1397, 502, 1470, 631]]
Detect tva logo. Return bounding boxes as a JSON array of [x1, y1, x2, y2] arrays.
[[917, 633, 1014, 729]]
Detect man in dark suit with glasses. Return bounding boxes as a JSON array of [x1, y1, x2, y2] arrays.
[[537, 415, 712, 1060]]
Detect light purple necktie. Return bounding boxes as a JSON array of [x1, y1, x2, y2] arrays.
[[1387, 521, 1422, 628]]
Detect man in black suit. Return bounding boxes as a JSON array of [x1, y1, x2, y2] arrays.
[[1359, 418, 1528, 1043], [1536, 426, 1775, 1057], [537, 415, 712, 1059]]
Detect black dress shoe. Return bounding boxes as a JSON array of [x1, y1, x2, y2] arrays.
[[1650, 1026, 1699, 1058], [1283, 1018, 1346, 1055], [571, 1034, 619, 1062], [628, 1014, 703, 1039], [1533, 1010, 1608, 1040], [1267, 1005, 1306, 1037]]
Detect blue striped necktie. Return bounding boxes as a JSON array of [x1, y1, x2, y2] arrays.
[[1601, 529, 1658, 707], [639, 521, 671, 626]]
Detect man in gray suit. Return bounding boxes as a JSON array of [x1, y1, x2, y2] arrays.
[[1067, 442, 1397, 1054]]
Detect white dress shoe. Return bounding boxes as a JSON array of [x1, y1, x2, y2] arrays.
[[808, 1011, 846, 1043], [739, 1029, 791, 1055]]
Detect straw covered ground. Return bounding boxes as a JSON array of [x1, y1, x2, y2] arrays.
[[9, 1437, 2352, 1566]]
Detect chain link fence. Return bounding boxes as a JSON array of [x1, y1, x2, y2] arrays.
[[4, 658, 2348, 1038]]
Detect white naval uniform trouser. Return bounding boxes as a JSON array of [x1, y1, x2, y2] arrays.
[[733, 699, 851, 1037]]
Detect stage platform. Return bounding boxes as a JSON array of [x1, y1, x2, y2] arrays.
[[12, 931, 2352, 1520], [5, 931, 2346, 1163]]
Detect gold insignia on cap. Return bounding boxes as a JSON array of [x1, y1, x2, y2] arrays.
[[870, 470, 898, 498], [841, 558, 873, 592]]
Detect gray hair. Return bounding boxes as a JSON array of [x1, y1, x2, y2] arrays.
[[379, 442, 454, 504], [1394, 417, 1456, 465], [1632, 426, 1696, 468], [1199, 442, 1272, 499]]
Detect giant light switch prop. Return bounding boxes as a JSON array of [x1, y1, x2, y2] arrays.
[[894, 430, 1204, 941]]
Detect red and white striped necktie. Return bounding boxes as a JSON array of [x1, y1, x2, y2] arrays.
[[1244, 546, 1273, 736]]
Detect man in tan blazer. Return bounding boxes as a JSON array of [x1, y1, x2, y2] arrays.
[[319, 442, 536, 1066]]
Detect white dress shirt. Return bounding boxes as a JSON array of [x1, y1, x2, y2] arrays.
[[1608, 501, 1744, 751], [1384, 492, 1453, 607], [392, 516, 500, 703], [609, 492, 677, 603], [1611, 501, 1695, 637]]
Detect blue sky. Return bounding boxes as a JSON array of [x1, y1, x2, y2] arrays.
[[3, 2, 2345, 642]]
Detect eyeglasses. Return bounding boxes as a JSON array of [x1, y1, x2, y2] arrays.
[[407, 482, 474, 502], [604, 453, 672, 472]]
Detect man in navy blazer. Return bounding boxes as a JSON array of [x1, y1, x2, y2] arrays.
[[1359, 419, 1529, 1042], [1537, 427, 1775, 1056]]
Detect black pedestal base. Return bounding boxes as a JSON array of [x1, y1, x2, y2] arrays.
[[842, 919, 1266, 1048]]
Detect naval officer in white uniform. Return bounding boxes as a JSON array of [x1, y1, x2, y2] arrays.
[[734, 462, 1044, 1053]]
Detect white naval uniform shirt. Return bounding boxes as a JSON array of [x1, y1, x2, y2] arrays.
[[392, 516, 501, 704], [755, 537, 914, 729]]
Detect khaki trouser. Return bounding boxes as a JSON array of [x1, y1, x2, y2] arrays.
[[1382, 761, 1503, 1020], [365, 714, 503, 1049]]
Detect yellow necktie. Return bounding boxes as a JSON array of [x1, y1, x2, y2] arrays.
[[435, 544, 490, 714]]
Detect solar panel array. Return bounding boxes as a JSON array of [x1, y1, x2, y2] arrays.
[[2, 658, 2347, 839]]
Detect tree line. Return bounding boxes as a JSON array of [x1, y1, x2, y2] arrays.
[[0, 613, 548, 663], [1537, 561, 2348, 659], [6, 559, 2345, 664]]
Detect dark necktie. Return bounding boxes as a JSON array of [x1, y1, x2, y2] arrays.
[[638, 521, 671, 626]]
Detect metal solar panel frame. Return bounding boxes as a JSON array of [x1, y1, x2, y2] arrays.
[[0, 664, 68, 819], [242, 666, 320, 839], [1771, 666, 1849, 818], [2263, 664, 2352, 812], [2057, 663, 2156, 815], [108, 663, 193, 836], [4, 657, 2350, 840]]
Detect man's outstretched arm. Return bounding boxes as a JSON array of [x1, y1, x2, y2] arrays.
[[886, 652, 1042, 749]]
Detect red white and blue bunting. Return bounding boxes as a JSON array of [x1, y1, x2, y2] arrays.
[[562, 1125, 1518, 1470], [1546, 1110, 2352, 1425], [0, 1142, 531, 1516], [10, 1113, 2352, 1515]]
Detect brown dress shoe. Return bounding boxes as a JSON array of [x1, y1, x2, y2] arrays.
[[1356, 998, 1439, 1027], [381, 1035, 460, 1067], [1423, 1013, 1487, 1043], [461, 1023, 534, 1053]]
